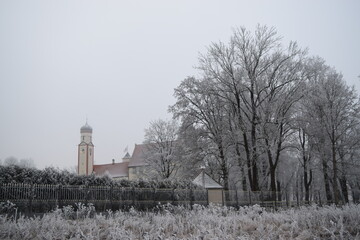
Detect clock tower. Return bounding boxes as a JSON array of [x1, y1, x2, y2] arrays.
[[78, 122, 94, 175]]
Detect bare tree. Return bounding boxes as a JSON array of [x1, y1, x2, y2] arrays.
[[171, 77, 232, 189], [171, 25, 360, 204], [19, 158, 36, 168], [144, 119, 182, 179], [301, 58, 360, 204], [195, 25, 306, 194], [3, 156, 19, 166]]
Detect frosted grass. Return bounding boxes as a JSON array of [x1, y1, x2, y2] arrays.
[[0, 203, 359, 239]]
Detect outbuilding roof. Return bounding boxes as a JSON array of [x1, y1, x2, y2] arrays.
[[193, 171, 223, 189]]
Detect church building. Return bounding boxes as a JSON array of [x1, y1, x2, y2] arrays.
[[77, 122, 148, 180], [77, 122, 224, 204], [78, 122, 224, 204]]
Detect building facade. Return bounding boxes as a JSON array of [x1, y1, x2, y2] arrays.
[[77, 122, 224, 202], [77, 122, 148, 179]]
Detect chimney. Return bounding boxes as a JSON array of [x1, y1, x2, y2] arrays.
[[112, 159, 115, 165]]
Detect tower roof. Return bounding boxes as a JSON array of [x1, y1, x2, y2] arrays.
[[80, 122, 92, 133]]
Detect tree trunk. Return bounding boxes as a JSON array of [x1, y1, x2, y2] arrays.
[[264, 133, 276, 199], [277, 180, 282, 202], [250, 125, 259, 192], [322, 158, 332, 203], [269, 166, 277, 201], [241, 165, 247, 192], [252, 160, 259, 191], [235, 141, 247, 192], [243, 132, 255, 191], [250, 81, 259, 192], [338, 147, 349, 203], [218, 144, 229, 191], [339, 176, 349, 203], [299, 129, 312, 204], [331, 140, 339, 204], [304, 168, 312, 204]]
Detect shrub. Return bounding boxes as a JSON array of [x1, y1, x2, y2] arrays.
[[0, 165, 201, 189]]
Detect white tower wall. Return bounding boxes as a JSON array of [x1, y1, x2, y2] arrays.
[[80, 132, 92, 143], [78, 122, 94, 175]]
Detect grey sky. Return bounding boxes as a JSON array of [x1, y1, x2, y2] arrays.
[[0, 0, 359, 170]]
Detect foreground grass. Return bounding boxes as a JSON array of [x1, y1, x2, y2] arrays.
[[0, 203, 360, 239]]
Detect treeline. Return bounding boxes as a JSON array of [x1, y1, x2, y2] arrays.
[[0, 165, 201, 190], [153, 25, 360, 204]]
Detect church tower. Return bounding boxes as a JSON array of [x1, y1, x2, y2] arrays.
[[78, 122, 94, 175]]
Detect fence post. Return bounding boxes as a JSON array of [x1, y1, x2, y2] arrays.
[[58, 185, 62, 208], [172, 188, 175, 205], [28, 184, 34, 214], [153, 188, 156, 208], [206, 189, 209, 206], [285, 191, 289, 208], [222, 190, 225, 206], [55, 185, 58, 207], [248, 190, 251, 205], [84, 185, 88, 205], [0, 183, 3, 202], [235, 189, 239, 208], [110, 185, 113, 210], [132, 187, 135, 206], [273, 191, 276, 209], [190, 187, 194, 209]]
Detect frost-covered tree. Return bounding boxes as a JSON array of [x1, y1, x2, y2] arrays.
[[3, 156, 19, 166], [143, 119, 183, 180], [172, 25, 306, 194], [300, 58, 360, 204], [2, 156, 36, 168], [170, 25, 360, 204], [18, 158, 36, 168], [171, 77, 232, 190]]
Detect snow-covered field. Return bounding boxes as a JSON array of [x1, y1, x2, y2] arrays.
[[1, 203, 359, 239]]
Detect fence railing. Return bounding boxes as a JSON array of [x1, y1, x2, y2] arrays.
[[0, 183, 318, 213], [0, 183, 208, 212]]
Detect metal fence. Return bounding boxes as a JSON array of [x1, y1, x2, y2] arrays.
[[0, 183, 208, 213], [0, 183, 311, 213], [225, 190, 288, 208]]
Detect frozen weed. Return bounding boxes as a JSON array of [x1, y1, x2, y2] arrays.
[[0, 203, 359, 239]]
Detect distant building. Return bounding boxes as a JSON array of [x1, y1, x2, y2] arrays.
[[77, 122, 149, 180], [193, 169, 224, 205], [77, 122, 223, 198]]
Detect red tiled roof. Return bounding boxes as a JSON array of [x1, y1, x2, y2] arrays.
[[128, 143, 150, 167], [93, 162, 129, 178]]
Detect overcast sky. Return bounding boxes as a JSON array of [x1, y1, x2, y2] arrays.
[[0, 0, 359, 170]]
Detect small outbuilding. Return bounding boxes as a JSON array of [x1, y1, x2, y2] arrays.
[[193, 170, 224, 205]]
